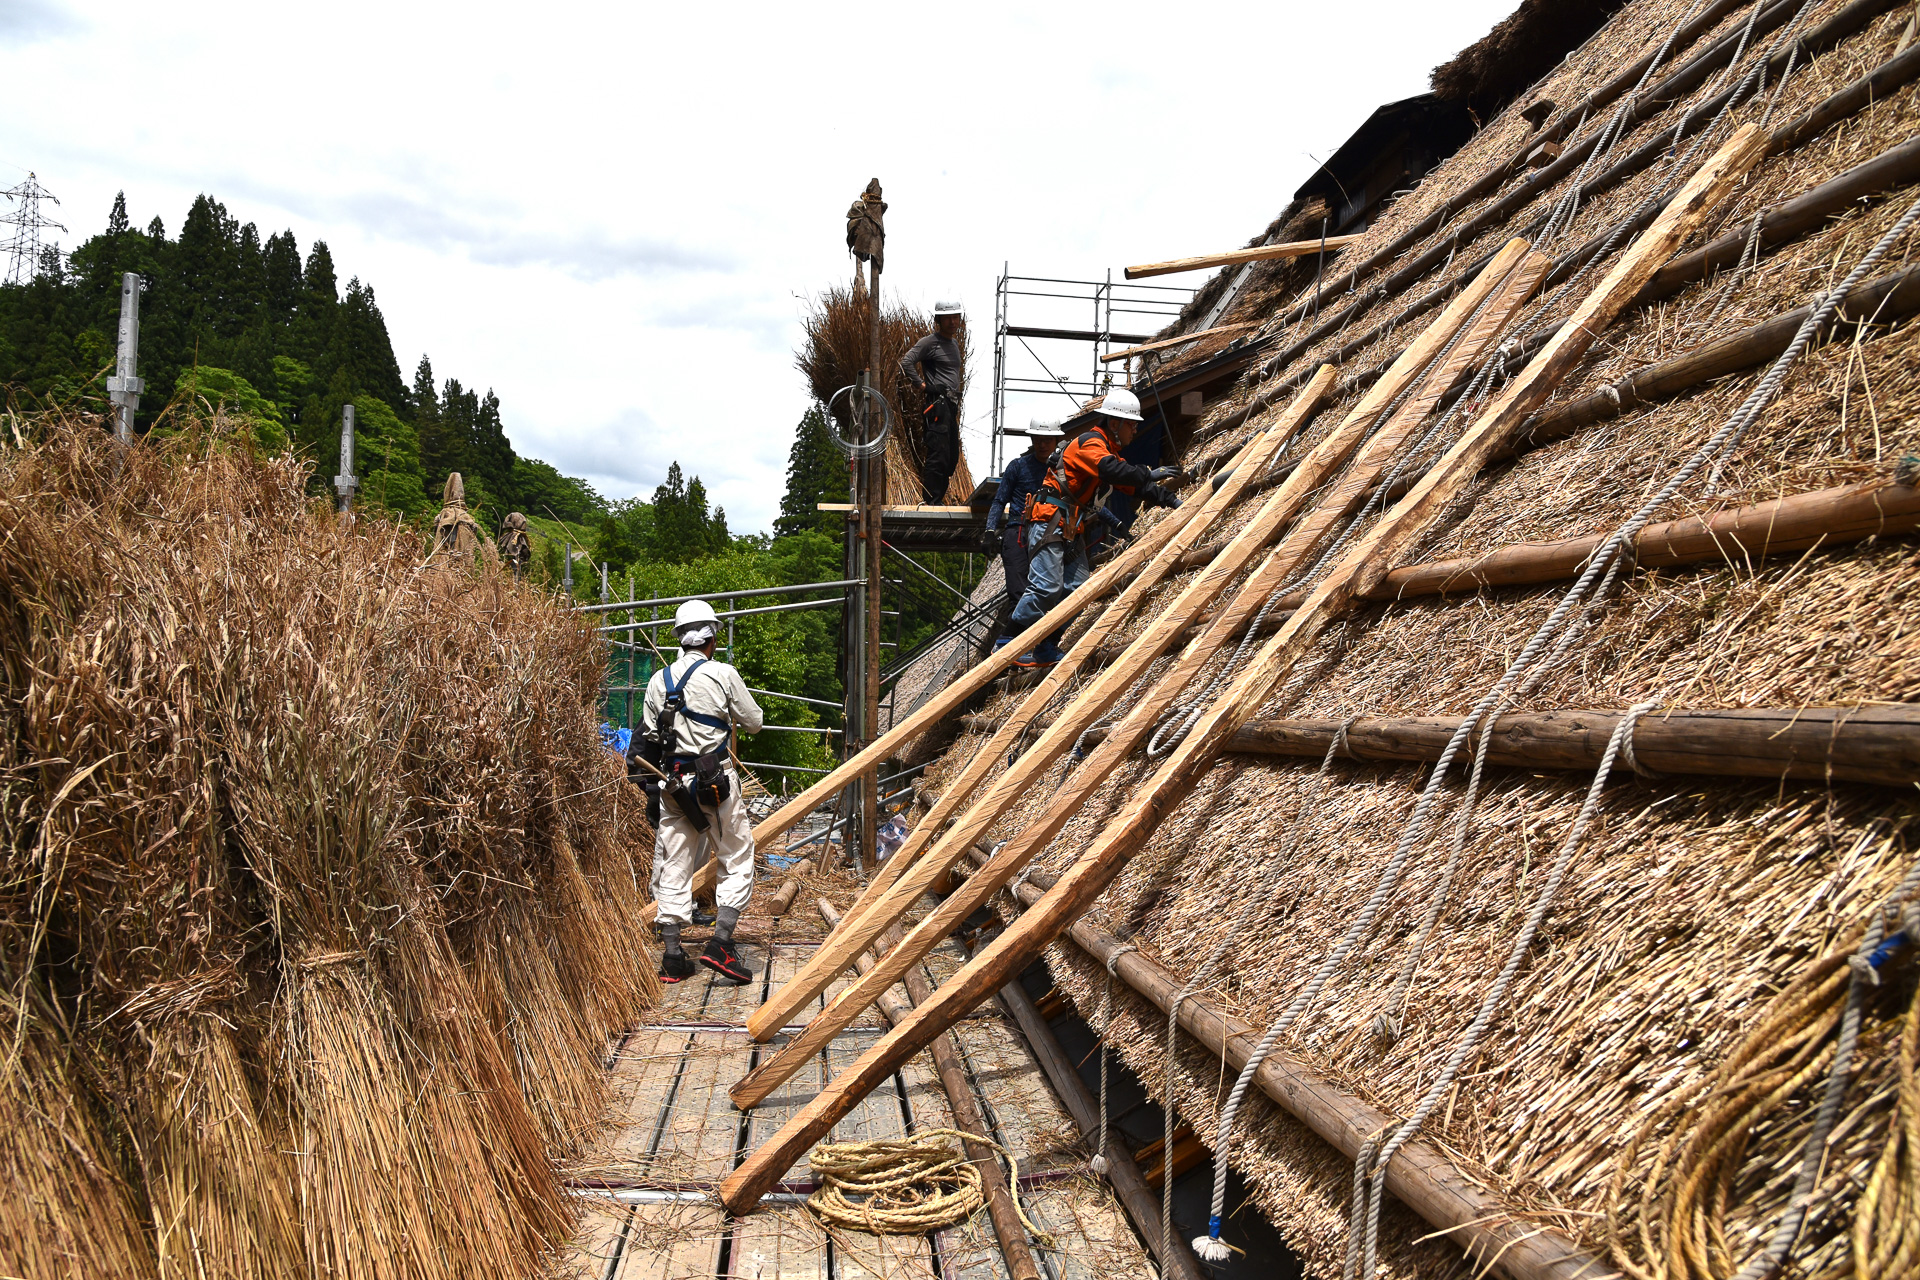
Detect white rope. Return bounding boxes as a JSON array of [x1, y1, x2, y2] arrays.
[[1090, 942, 1137, 1178]]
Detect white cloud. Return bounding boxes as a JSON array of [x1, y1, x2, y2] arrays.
[[0, 0, 1519, 532]]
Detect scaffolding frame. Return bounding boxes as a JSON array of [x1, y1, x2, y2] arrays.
[[989, 265, 1195, 474]]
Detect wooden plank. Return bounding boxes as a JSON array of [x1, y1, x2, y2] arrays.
[[745, 375, 1334, 1043], [716, 125, 1769, 1230], [1099, 322, 1258, 363], [1227, 704, 1920, 787], [992, 859, 1607, 1280], [609, 1203, 725, 1279], [728, 236, 1541, 1109], [751, 446, 1232, 850], [1125, 235, 1362, 280]]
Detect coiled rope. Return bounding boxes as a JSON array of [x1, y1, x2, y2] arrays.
[[808, 1127, 1053, 1243]]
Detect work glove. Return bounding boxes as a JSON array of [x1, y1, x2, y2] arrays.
[[1148, 466, 1180, 483], [1147, 485, 1180, 510], [981, 525, 1001, 554]]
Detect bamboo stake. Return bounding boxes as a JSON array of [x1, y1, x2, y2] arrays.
[[731, 237, 1541, 1107], [716, 125, 1769, 1214], [743, 367, 1338, 1043], [987, 859, 1606, 1280], [1099, 322, 1259, 364]]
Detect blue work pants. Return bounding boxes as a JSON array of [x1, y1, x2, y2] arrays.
[[1008, 536, 1089, 646]]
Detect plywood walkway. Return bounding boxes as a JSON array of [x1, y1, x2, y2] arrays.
[[554, 909, 1154, 1280]]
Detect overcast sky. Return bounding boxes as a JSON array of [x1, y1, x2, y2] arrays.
[[3, 0, 1518, 533]]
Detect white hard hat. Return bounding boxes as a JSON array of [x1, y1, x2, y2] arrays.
[[1099, 388, 1144, 422], [673, 599, 720, 635], [932, 299, 964, 317], [1027, 416, 1065, 437]]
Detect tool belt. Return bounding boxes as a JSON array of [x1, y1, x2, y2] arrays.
[[670, 751, 732, 810], [1023, 484, 1083, 549]]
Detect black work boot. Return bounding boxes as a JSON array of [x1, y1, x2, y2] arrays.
[[699, 937, 753, 984], [658, 948, 696, 984]]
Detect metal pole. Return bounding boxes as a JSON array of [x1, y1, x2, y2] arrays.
[[599, 562, 609, 604], [107, 272, 143, 445], [992, 264, 1007, 475], [334, 404, 358, 514], [626, 573, 635, 729], [562, 541, 573, 591]]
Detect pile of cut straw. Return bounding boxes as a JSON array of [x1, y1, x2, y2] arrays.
[[0, 414, 657, 1280]]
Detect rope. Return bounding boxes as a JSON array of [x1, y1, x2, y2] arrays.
[[807, 1127, 1053, 1244], [1601, 845, 1920, 1280], [1090, 943, 1137, 1178]]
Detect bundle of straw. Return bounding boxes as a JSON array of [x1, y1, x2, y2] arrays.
[[0, 413, 658, 1279]]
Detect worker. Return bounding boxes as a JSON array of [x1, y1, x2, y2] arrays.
[[1006, 389, 1180, 666], [627, 599, 765, 984], [982, 418, 1065, 654], [498, 511, 532, 579], [900, 300, 965, 503]]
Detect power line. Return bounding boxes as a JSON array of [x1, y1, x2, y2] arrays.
[[1, 172, 67, 286]]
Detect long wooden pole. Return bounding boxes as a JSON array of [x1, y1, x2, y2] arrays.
[[743, 366, 1338, 1042], [732, 238, 1541, 1105], [815, 900, 1041, 1280], [985, 860, 1605, 1280], [717, 125, 1769, 1213], [1125, 235, 1363, 280], [1099, 322, 1258, 364], [1228, 705, 1920, 787]]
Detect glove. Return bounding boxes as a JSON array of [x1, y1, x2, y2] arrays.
[[981, 525, 1001, 553], [1147, 485, 1180, 510], [1148, 466, 1179, 483]]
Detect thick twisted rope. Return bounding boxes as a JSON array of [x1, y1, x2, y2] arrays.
[[808, 1127, 1052, 1243]]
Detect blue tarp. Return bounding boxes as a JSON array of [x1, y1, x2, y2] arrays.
[[599, 724, 632, 757]]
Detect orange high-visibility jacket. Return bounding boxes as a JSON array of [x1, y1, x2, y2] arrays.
[[1025, 424, 1158, 546]]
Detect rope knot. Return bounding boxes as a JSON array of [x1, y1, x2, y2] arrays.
[[1618, 702, 1663, 780]]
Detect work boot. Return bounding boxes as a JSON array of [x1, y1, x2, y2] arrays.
[[691, 904, 717, 927], [1012, 650, 1042, 668], [658, 949, 696, 984], [992, 636, 1014, 655], [1033, 640, 1068, 666], [699, 937, 754, 984]]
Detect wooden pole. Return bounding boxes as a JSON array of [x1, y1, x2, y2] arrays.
[[732, 238, 1542, 1104], [986, 860, 1605, 1280], [994, 971, 1208, 1280], [815, 900, 1042, 1280], [1124, 235, 1362, 280], [1099, 322, 1258, 364], [765, 858, 815, 916], [744, 365, 1339, 1044], [1227, 704, 1920, 787], [716, 126, 1768, 1214]]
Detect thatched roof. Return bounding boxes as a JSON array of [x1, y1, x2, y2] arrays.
[[1431, 0, 1630, 121], [918, 0, 1920, 1274]]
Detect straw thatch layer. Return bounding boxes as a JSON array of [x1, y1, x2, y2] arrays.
[[0, 416, 658, 1279]]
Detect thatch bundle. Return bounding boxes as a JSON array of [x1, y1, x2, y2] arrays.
[[908, 0, 1920, 1275], [797, 286, 975, 505], [0, 415, 657, 1279]]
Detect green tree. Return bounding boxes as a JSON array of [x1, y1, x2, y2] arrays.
[[776, 405, 845, 537]]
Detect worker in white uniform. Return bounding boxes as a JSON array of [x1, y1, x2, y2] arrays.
[[627, 599, 765, 983]]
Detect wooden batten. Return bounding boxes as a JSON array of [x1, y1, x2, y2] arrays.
[[1124, 236, 1361, 281]]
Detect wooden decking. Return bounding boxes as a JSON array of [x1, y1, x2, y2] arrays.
[[554, 911, 1153, 1280]]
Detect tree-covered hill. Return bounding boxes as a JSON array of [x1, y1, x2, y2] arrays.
[[0, 191, 989, 782]]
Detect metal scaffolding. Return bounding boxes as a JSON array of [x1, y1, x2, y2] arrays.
[[989, 266, 1194, 474]]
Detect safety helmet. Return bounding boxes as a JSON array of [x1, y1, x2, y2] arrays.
[[1027, 416, 1065, 437], [1099, 388, 1144, 422], [932, 299, 964, 317], [673, 599, 720, 635]]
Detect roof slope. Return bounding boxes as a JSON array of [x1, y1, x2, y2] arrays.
[[919, 0, 1920, 1274]]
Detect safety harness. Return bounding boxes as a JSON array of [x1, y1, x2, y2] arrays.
[[628, 656, 735, 827], [1025, 425, 1122, 548]]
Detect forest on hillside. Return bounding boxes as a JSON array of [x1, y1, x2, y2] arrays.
[[0, 191, 987, 781]]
